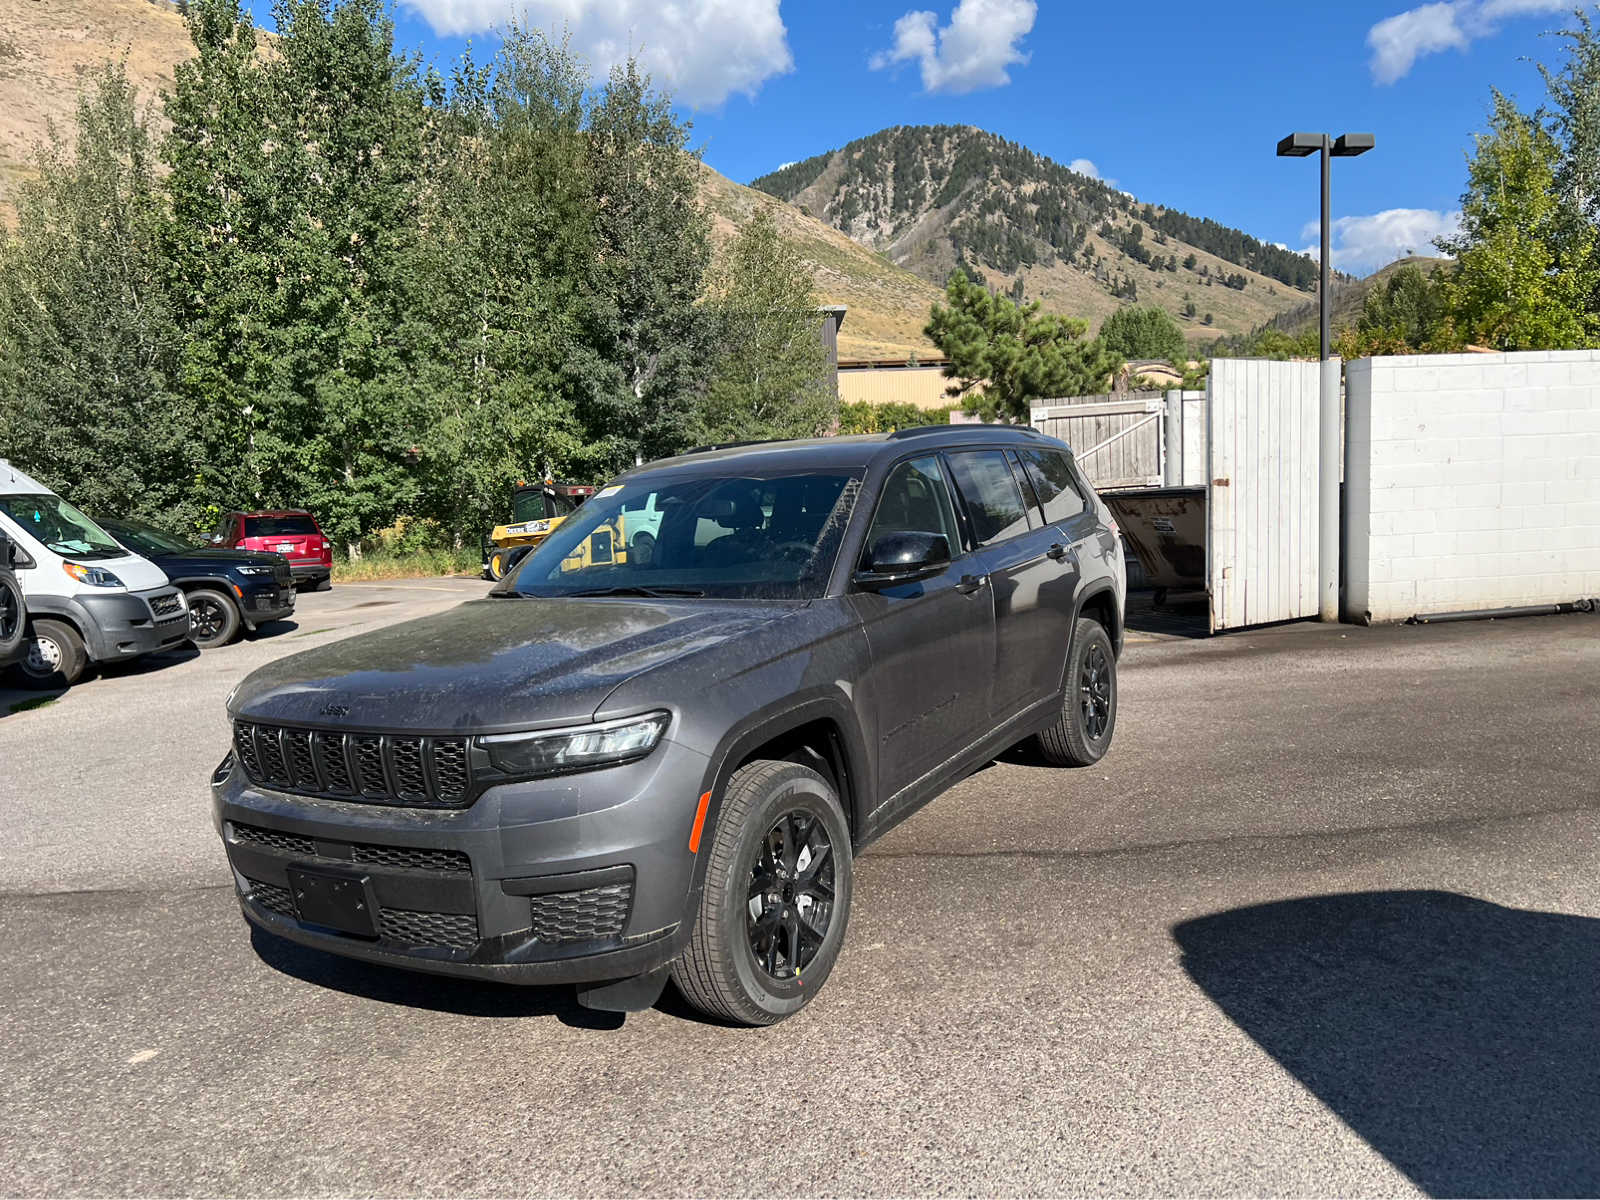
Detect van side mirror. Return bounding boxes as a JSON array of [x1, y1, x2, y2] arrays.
[[854, 531, 951, 589]]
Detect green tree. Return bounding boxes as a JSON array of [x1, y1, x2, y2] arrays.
[[1437, 91, 1599, 350], [1335, 263, 1453, 357], [0, 64, 195, 529], [1538, 10, 1600, 322], [925, 270, 1117, 420], [699, 207, 835, 442], [404, 29, 593, 546], [571, 55, 716, 472], [1099, 304, 1187, 361]]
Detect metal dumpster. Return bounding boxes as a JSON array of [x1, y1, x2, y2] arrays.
[[1102, 486, 1206, 603]]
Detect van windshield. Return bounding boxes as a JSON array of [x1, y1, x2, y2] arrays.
[[0, 494, 127, 561], [494, 470, 862, 601]]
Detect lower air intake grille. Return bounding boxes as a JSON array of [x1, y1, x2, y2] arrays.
[[231, 721, 474, 808], [529, 882, 632, 944], [378, 907, 478, 951], [230, 822, 470, 873], [245, 878, 296, 919]]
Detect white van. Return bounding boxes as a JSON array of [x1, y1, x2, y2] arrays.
[[0, 460, 190, 688]]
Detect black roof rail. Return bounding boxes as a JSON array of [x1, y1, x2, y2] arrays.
[[885, 423, 1044, 440], [683, 438, 784, 454]]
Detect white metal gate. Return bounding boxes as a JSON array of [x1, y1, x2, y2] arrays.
[[1206, 359, 1321, 632]]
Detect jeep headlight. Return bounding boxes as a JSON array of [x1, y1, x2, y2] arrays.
[[478, 711, 670, 777], [235, 565, 273, 576]]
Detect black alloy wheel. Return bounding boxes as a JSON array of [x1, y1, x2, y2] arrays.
[[746, 810, 835, 981], [1081, 641, 1112, 741], [187, 587, 241, 649]]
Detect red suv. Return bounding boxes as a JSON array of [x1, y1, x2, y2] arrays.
[[210, 510, 333, 591]]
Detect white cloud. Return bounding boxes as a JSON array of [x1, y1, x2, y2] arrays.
[[1069, 158, 1099, 179], [1298, 208, 1462, 274], [776, 160, 797, 170], [397, 0, 793, 107], [1367, 0, 1569, 84], [869, 0, 1037, 94]]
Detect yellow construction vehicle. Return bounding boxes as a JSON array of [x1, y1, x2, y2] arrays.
[[481, 480, 596, 581]]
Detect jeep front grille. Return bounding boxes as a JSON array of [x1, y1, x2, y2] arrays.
[[232, 721, 474, 808]]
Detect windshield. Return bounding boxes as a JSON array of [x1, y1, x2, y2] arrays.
[[100, 520, 190, 557], [497, 470, 862, 600], [511, 489, 577, 523], [244, 515, 318, 537], [0, 493, 127, 561]]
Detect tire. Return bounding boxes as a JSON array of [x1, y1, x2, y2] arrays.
[[187, 587, 241, 650], [673, 760, 853, 1026], [486, 550, 510, 582], [1035, 617, 1118, 767], [15, 617, 87, 689], [314, 576, 332, 592], [0, 572, 23, 663]]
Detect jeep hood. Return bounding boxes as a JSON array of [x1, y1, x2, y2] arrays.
[[229, 597, 797, 734]]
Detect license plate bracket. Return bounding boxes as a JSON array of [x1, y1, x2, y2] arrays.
[[286, 867, 378, 939]]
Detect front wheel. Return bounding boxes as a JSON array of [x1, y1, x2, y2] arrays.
[[16, 617, 87, 689], [187, 587, 241, 650], [1035, 617, 1118, 766], [486, 549, 510, 581], [673, 760, 853, 1026]]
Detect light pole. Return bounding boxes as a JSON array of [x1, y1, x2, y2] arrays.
[[1277, 130, 1374, 621]]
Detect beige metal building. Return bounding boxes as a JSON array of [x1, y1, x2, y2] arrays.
[[837, 357, 957, 410]]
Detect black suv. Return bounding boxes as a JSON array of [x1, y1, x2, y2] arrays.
[[96, 518, 296, 650], [214, 427, 1125, 1024]]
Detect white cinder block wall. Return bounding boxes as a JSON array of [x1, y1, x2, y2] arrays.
[[1345, 350, 1600, 622]]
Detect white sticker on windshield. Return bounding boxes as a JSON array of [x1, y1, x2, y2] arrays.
[[595, 485, 623, 499]]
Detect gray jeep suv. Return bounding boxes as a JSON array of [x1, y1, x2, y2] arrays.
[[213, 426, 1125, 1024]]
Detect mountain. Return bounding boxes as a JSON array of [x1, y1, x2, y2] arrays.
[[0, 0, 192, 222], [696, 164, 942, 360], [751, 124, 1331, 345], [1255, 255, 1452, 340]]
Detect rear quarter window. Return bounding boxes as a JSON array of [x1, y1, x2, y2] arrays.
[[945, 450, 1033, 545]]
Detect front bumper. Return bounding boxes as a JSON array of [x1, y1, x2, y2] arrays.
[[240, 582, 296, 627], [212, 736, 711, 984], [78, 588, 190, 662]]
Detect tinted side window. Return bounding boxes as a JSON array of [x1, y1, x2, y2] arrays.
[[1018, 448, 1087, 525], [946, 450, 1031, 545], [863, 456, 961, 559]]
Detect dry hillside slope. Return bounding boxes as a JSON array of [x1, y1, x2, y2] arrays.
[[0, 0, 191, 218]]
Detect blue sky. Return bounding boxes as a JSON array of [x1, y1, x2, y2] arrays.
[[250, 0, 1586, 275]]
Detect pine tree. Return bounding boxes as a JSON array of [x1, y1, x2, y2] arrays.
[[925, 270, 1117, 419]]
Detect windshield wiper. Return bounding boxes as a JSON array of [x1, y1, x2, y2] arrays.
[[564, 585, 707, 598]]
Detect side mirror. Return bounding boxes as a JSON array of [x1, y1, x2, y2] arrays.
[[854, 531, 951, 589]]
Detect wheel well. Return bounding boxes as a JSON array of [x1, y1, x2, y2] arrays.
[[733, 718, 857, 839], [1078, 587, 1122, 656]]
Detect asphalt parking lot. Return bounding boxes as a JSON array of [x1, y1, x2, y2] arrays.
[[2, 581, 1597, 1196]]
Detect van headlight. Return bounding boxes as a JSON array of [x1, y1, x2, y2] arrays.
[[478, 711, 670, 777], [62, 562, 124, 588]]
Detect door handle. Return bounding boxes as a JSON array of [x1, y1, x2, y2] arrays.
[[956, 573, 989, 595]]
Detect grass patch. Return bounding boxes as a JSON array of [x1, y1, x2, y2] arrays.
[[331, 546, 481, 583], [8, 695, 58, 715]]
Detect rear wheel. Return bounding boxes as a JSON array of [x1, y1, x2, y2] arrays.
[[0, 572, 23, 663], [187, 587, 241, 650], [1035, 617, 1118, 767], [673, 760, 853, 1026], [486, 549, 511, 581], [16, 618, 87, 689]]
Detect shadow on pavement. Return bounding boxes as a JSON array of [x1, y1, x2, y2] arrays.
[[1174, 891, 1600, 1197], [242, 619, 301, 642], [249, 927, 626, 1030], [1124, 589, 1209, 639]]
